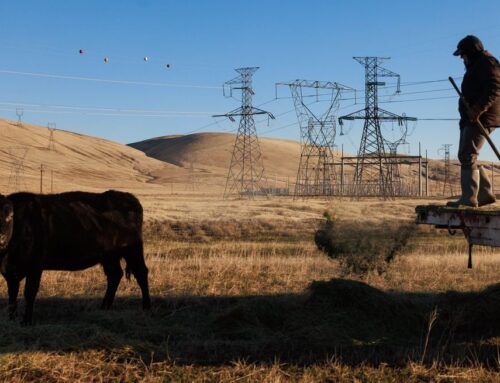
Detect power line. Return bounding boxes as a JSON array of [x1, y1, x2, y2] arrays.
[[379, 95, 457, 104], [316, 93, 458, 105], [0, 107, 216, 118], [0, 69, 221, 89], [0, 101, 219, 117], [1, 92, 457, 119], [417, 118, 458, 121]]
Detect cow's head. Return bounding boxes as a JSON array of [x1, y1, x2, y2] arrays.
[[0, 195, 13, 251]]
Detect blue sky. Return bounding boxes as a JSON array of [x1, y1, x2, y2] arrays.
[[0, 0, 499, 160]]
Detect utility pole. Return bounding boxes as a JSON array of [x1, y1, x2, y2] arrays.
[[426, 150, 429, 196], [214, 67, 274, 199], [40, 164, 44, 194], [339, 57, 416, 198], [276, 80, 354, 197]]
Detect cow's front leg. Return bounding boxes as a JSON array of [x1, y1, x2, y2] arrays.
[[22, 270, 42, 325], [6, 276, 20, 320]]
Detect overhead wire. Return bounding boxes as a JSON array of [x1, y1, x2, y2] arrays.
[[0, 69, 221, 89], [0, 69, 468, 162], [0, 101, 218, 117]]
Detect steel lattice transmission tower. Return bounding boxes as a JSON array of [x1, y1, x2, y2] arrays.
[[384, 116, 411, 193], [214, 67, 274, 198], [439, 144, 454, 196], [339, 57, 416, 197], [16, 108, 24, 127], [47, 122, 56, 151], [276, 80, 354, 197]]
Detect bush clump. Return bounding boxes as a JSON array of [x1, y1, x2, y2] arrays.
[[315, 211, 415, 275]]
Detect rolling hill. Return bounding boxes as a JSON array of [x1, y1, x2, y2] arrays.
[[0, 118, 184, 195], [0, 118, 476, 199]]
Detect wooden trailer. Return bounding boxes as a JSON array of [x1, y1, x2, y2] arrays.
[[415, 204, 500, 268]]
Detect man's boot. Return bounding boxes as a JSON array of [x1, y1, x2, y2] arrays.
[[447, 167, 480, 207], [478, 165, 496, 207]]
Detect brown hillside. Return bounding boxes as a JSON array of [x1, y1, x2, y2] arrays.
[[129, 132, 301, 178], [129, 132, 471, 196], [0, 119, 184, 195], [3, 117, 495, 200]]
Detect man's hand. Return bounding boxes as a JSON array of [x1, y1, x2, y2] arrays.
[[466, 103, 486, 123]]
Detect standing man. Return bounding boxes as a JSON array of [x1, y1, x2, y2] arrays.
[[448, 35, 500, 207]]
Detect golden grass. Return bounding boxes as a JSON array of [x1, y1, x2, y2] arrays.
[[2, 354, 500, 383], [1, 196, 500, 381]]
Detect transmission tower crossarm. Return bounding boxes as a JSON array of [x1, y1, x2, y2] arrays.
[[213, 107, 240, 121], [376, 108, 417, 123], [376, 66, 399, 79], [213, 106, 274, 121], [251, 107, 275, 119], [276, 79, 355, 91], [339, 107, 417, 124], [338, 107, 367, 124]]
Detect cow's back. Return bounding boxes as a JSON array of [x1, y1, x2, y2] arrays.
[[8, 190, 143, 271]]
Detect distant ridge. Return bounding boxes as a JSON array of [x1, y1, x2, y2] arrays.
[[129, 132, 302, 177]]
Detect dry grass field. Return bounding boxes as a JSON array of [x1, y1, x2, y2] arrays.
[[1, 119, 500, 381], [2, 196, 500, 382]]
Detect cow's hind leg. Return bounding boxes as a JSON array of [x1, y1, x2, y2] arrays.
[[22, 270, 42, 325], [124, 242, 151, 310], [101, 258, 123, 310], [5, 276, 20, 320]]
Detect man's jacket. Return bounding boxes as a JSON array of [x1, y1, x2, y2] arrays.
[[459, 51, 500, 128]]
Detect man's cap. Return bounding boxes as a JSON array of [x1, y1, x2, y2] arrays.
[[453, 35, 484, 56]]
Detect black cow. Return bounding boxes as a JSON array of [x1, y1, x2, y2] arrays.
[[0, 190, 151, 324]]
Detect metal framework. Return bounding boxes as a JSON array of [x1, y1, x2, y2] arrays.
[[439, 144, 454, 196], [276, 80, 354, 197], [339, 57, 416, 197], [16, 108, 24, 127], [47, 122, 56, 151], [338, 154, 428, 196], [214, 67, 274, 198], [187, 160, 198, 191], [385, 129, 410, 194]]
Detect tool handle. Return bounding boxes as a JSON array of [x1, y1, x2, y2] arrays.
[[448, 76, 462, 96], [448, 76, 500, 161]]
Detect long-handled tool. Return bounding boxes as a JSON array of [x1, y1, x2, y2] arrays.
[[449, 76, 500, 160]]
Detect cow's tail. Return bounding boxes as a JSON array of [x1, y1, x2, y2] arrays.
[[125, 264, 132, 280], [124, 240, 144, 281]]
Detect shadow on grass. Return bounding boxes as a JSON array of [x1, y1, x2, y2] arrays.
[[1, 279, 500, 367]]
